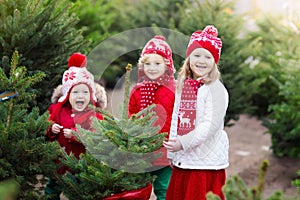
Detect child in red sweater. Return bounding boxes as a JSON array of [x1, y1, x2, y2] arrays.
[[45, 52, 107, 199], [129, 36, 176, 200]]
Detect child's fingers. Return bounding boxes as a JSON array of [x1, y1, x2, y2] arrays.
[[163, 140, 182, 152], [167, 138, 176, 142], [53, 124, 63, 129], [52, 124, 63, 133], [63, 129, 73, 138], [54, 124, 63, 129], [163, 141, 173, 149], [63, 129, 71, 134]]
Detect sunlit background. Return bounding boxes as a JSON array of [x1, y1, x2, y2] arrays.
[[230, 0, 300, 15]]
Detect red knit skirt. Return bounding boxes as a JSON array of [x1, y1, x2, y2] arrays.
[[166, 167, 226, 200]]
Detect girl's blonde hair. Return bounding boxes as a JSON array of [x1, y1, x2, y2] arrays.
[[138, 54, 168, 68], [177, 57, 220, 92]]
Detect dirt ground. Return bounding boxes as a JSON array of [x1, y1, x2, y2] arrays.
[[225, 115, 300, 199], [106, 88, 300, 200]]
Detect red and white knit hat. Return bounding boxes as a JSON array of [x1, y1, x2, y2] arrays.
[[186, 25, 222, 64], [58, 52, 97, 104], [141, 35, 175, 75]]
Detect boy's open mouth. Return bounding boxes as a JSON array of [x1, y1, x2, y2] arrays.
[[76, 100, 85, 107]]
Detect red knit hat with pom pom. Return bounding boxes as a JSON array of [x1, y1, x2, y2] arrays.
[[58, 52, 96, 104], [186, 25, 222, 64], [141, 35, 175, 75]]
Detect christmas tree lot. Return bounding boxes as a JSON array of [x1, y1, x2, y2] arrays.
[[56, 64, 167, 200], [0, 51, 60, 199]]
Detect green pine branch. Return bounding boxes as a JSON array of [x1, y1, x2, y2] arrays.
[[0, 50, 60, 199], [207, 160, 283, 200]]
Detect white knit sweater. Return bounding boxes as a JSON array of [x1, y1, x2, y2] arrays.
[[168, 79, 229, 170]]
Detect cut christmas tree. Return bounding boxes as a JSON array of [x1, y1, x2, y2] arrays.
[[57, 64, 167, 200]]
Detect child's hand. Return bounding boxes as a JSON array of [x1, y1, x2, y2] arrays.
[[52, 123, 63, 134], [163, 138, 183, 152], [63, 129, 73, 139]]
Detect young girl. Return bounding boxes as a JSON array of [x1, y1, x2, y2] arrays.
[[45, 52, 107, 199], [128, 35, 176, 200], [163, 25, 229, 200]]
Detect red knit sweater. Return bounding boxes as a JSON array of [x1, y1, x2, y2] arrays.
[[46, 102, 103, 174]]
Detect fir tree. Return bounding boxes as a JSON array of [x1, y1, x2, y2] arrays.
[[239, 14, 300, 157], [57, 64, 167, 200], [206, 160, 283, 200], [70, 0, 119, 48], [238, 14, 300, 116], [0, 51, 60, 199], [0, 0, 89, 113]]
